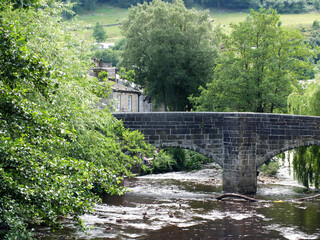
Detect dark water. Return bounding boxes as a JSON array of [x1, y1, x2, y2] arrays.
[[37, 163, 320, 240]]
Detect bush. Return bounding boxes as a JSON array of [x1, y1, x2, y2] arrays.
[[140, 148, 213, 175], [166, 148, 187, 171], [138, 150, 176, 175], [140, 164, 153, 175], [185, 150, 212, 170], [313, 19, 320, 28], [98, 71, 109, 80], [259, 160, 280, 177], [93, 48, 120, 67], [152, 152, 176, 174]]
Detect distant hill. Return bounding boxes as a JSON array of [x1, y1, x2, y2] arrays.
[[76, 3, 320, 42]]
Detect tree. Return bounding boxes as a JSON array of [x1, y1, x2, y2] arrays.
[[93, 48, 120, 66], [93, 22, 107, 42], [0, 1, 150, 238], [191, 8, 313, 113], [121, 0, 220, 111], [288, 82, 320, 188], [1, 0, 42, 9], [61, 0, 97, 14], [262, 0, 309, 13], [315, 0, 320, 11]]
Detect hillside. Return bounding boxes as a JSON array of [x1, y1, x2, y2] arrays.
[[76, 3, 320, 42]]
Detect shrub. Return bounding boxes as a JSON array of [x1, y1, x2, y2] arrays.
[[185, 150, 212, 170], [313, 19, 320, 28], [152, 152, 176, 174], [259, 160, 280, 177], [98, 71, 109, 80], [166, 148, 187, 171], [93, 49, 120, 67]]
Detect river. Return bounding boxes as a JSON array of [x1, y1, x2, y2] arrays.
[[37, 163, 320, 240]]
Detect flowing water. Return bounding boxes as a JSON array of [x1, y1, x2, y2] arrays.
[[37, 163, 320, 240]]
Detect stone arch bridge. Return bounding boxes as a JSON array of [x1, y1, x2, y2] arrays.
[[113, 112, 320, 194]]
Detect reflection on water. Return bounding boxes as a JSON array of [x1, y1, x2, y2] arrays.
[[37, 163, 320, 240]]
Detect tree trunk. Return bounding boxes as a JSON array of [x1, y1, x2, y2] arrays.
[[215, 193, 258, 202], [292, 194, 320, 202], [162, 86, 168, 112]]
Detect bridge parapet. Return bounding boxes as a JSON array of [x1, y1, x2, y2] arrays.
[[113, 112, 320, 194]]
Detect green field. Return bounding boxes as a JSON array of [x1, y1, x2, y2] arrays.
[[213, 11, 320, 28], [76, 4, 320, 42], [76, 4, 127, 41]]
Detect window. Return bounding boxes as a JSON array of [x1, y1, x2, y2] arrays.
[[116, 94, 121, 112], [128, 95, 132, 111]]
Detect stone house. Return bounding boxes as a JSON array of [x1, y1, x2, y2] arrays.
[[92, 63, 157, 112]]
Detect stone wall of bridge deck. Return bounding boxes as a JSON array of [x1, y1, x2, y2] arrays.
[[114, 112, 226, 166]]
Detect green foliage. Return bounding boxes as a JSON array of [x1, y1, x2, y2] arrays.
[[112, 38, 126, 51], [119, 67, 136, 83], [293, 146, 320, 188], [103, 0, 257, 9], [165, 148, 212, 171], [102, 0, 153, 8], [98, 71, 109, 80], [1, 0, 43, 9], [93, 22, 107, 42], [0, 11, 96, 238], [99, 0, 315, 11], [262, 0, 309, 13], [0, 1, 150, 238], [139, 150, 175, 175], [93, 48, 120, 66], [151, 153, 175, 174], [121, 0, 220, 111], [259, 160, 280, 177], [313, 19, 320, 28], [140, 163, 153, 175], [314, 0, 320, 10], [140, 148, 213, 175], [288, 81, 320, 188], [184, 150, 212, 170], [191, 8, 313, 113], [61, 0, 97, 15], [167, 148, 187, 171]]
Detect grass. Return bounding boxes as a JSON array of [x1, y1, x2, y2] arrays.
[[212, 11, 320, 28], [75, 3, 320, 42], [77, 4, 128, 26], [75, 4, 128, 41], [279, 13, 320, 28]]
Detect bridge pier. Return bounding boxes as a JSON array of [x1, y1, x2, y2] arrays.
[[222, 157, 257, 194], [222, 115, 258, 194]]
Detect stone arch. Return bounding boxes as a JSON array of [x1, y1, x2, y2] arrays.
[[256, 140, 320, 167]]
